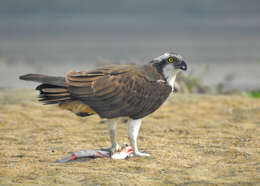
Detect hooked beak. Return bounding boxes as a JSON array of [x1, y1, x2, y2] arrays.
[[175, 60, 187, 71]]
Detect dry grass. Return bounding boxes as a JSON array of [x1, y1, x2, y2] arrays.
[[0, 89, 260, 185]]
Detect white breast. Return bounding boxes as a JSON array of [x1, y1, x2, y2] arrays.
[[162, 64, 180, 90]]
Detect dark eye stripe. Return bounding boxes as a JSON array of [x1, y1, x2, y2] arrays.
[[172, 56, 179, 61]]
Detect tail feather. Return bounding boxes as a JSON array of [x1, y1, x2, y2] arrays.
[[39, 97, 72, 105], [38, 92, 70, 97], [41, 88, 68, 93], [20, 73, 95, 117], [36, 83, 73, 105], [19, 74, 67, 87], [19, 73, 72, 105]]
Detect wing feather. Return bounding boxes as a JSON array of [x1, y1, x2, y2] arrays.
[[66, 64, 172, 119]]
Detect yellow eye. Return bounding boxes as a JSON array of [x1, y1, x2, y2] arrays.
[[168, 57, 174, 63]]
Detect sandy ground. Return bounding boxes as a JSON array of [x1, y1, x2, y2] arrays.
[[0, 89, 260, 185]]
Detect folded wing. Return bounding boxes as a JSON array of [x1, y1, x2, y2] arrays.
[[66, 65, 172, 119]]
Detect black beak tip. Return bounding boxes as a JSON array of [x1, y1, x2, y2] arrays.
[[181, 61, 187, 71]]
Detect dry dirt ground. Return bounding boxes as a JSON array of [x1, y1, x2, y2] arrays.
[[0, 89, 259, 185]]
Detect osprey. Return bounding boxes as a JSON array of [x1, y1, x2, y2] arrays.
[[20, 52, 187, 156]]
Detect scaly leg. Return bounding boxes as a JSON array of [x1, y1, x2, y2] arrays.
[[127, 118, 150, 156], [101, 119, 120, 152]]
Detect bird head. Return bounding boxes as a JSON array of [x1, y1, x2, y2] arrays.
[[153, 52, 187, 71], [151, 52, 187, 88]]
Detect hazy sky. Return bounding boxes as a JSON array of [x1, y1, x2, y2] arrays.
[[1, 0, 260, 16], [0, 0, 260, 90]]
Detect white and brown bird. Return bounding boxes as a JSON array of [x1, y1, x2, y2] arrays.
[[20, 52, 187, 156]]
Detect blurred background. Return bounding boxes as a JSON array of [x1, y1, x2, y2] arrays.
[[0, 0, 260, 92]]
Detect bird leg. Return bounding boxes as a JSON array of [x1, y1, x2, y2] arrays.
[[101, 119, 120, 152], [127, 119, 150, 157]]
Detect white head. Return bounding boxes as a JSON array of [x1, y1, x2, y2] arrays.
[[152, 52, 187, 89]]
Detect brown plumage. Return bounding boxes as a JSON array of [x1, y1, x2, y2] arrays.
[[20, 64, 172, 119], [19, 52, 187, 157]]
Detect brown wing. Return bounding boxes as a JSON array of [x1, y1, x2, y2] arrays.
[[66, 64, 172, 119]]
